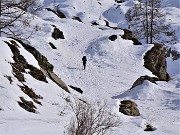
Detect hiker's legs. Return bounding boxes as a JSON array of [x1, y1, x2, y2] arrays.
[[83, 62, 86, 70]]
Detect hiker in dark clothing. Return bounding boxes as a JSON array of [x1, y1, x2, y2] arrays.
[[82, 56, 87, 70]]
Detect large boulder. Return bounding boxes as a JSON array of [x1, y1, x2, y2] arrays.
[[144, 44, 171, 81], [119, 100, 140, 116]]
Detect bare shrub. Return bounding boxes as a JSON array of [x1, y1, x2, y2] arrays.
[[67, 99, 121, 135], [0, 0, 42, 38]]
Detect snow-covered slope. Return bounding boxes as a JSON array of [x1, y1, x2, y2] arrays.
[[0, 0, 179, 135]]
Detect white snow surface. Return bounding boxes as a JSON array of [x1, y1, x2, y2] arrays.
[[0, 0, 179, 135]]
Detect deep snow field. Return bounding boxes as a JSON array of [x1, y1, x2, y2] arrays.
[[0, 0, 179, 135]]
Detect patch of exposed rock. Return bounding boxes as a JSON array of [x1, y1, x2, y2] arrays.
[[104, 20, 120, 30], [121, 29, 142, 45], [115, 0, 125, 3], [119, 100, 140, 116], [49, 42, 57, 49], [52, 25, 65, 40], [166, 48, 180, 60], [109, 35, 117, 41], [4, 75, 13, 84], [72, 16, 83, 23], [144, 44, 171, 81], [5, 40, 47, 83], [44, 70, 70, 93], [144, 124, 156, 131], [91, 21, 99, 26], [18, 97, 37, 113], [14, 39, 54, 72], [19, 84, 43, 105], [130, 75, 158, 89], [68, 85, 83, 94], [46, 8, 66, 18]]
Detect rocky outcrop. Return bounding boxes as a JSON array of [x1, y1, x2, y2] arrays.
[[18, 97, 37, 113], [72, 16, 83, 23], [91, 21, 99, 26], [41, 68, 70, 93], [115, 0, 125, 3], [11, 39, 70, 93], [46, 8, 66, 18], [144, 124, 156, 131], [19, 84, 43, 105], [119, 100, 140, 116], [166, 48, 180, 60], [52, 25, 65, 40], [121, 29, 142, 45], [15, 39, 54, 72], [49, 42, 57, 49], [144, 44, 171, 81], [68, 85, 83, 94], [104, 20, 120, 30], [4, 75, 13, 84], [130, 75, 157, 89], [5, 40, 47, 83]]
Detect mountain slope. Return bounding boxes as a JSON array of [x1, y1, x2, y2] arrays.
[[0, 0, 179, 135]]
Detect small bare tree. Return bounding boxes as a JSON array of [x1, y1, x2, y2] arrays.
[[125, 0, 175, 44], [0, 0, 42, 38], [67, 99, 121, 135]]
